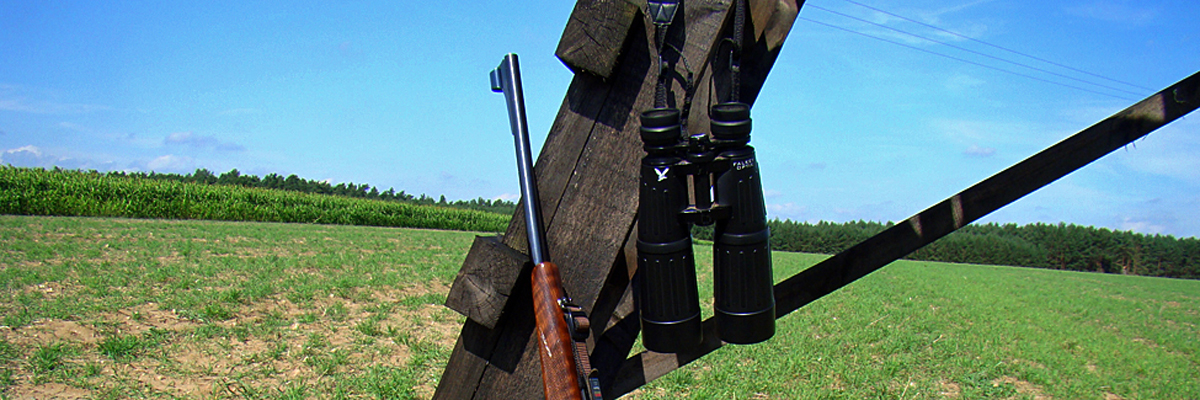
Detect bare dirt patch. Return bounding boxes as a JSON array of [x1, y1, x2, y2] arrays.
[[107, 303, 202, 335], [940, 380, 961, 398], [2, 319, 99, 348], [993, 376, 1050, 400], [1, 283, 461, 399], [6, 382, 91, 400]]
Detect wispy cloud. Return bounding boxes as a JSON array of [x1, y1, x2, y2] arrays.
[[0, 98, 110, 115], [820, 0, 995, 47], [146, 154, 196, 172], [1065, 1, 1158, 25], [164, 131, 246, 152], [1118, 216, 1169, 235], [963, 145, 996, 158], [2, 145, 44, 164], [1114, 119, 1200, 185], [0, 85, 110, 115], [1, 145, 118, 171], [944, 73, 986, 91], [767, 202, 809, 221], [218, 108, 262, 116]]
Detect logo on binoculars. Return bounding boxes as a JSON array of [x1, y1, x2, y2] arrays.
[[734, 159, 755, 171], [655, 166, 670, 182]]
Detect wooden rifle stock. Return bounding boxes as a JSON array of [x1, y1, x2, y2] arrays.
[[531, 261, 585, 400], [491, 53, 600, 400]]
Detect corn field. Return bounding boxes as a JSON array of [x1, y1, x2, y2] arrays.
[[0, 166, 508, 232]]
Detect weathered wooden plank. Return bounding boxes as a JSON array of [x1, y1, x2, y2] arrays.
[[431, 320, 504, 399], [445, 73, 615, 328], [610, 70, 1200, 397], [438, 0, 814, 397], [556, 0, 642, 78], [435, 74, 617, 400], [437, 0, 756, 398], [444, 236, 528, 329], [461, 10, 670, 398]]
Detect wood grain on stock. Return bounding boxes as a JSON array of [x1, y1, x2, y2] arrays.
[[610, 71, 1200, 397], [531, 262, 585, 400]]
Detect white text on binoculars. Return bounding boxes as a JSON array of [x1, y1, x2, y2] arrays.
[[733, 159, 755, 171]]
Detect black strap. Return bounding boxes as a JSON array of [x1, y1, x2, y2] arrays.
[[730, 0, 745, 102], [649, 1, 679, 109]]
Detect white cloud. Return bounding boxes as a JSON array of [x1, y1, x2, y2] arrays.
[[0, 85, 110, 115], [944, 74, 986, 91], [1118, 217, 1169, 235], [493, 193, 520, 202], [146, 155, 195, 172], [218, 108, 262, 116], [767, 202, 808, 221], [0, 145, 120, 171], [1116, 120, 1200, 185], [963, 145, 996, 158], [4, 145, 42, 157], [164, 131, 246, 152], [2, 145, 49, 167], [1065, 1, 1158, 25]]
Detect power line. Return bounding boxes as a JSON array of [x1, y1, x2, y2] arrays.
[[834, 0, 1157, 93], [807, 4, 1147, 98], [797, 16, 1140, 101]]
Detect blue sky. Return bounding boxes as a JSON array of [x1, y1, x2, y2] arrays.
[[2, 1, 1198, 238]]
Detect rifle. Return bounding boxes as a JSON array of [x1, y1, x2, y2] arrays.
[[490, 53, 603, 400]]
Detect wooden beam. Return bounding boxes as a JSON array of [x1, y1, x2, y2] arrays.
[[609, 70, 1200, 397], [437, 0, 804, 397], [436, 0, 742, 398], [556, 0, 641, 78], [445, 236, 528, 329]]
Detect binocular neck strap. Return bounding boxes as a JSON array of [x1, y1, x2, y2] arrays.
[[650, 0, 746, 110], [729, 0, 745, 103], [648, 1, 678, 109]]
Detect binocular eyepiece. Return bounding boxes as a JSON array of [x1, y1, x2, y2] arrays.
[[636, 102, 775, 353]]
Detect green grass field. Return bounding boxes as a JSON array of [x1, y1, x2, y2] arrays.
[[1, 215, 1197, 399]]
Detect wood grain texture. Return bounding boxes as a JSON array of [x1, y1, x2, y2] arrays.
[[437, 1, 728, 398], [610, 70, 1200, 397], [556, 0, 641, 78], [531, 262, 585, 400], [445, 236, 529, 329], [437, 0, 809, 398]]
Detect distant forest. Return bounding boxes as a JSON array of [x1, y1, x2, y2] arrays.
[[696, 220, 1200, 280], [11, 167, 1198, 280], [106, 168, 519, 215]]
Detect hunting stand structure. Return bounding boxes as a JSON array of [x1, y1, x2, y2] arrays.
[[433, 1, 1200, 399]]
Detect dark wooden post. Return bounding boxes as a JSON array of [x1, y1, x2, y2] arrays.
[[435, 1, 802, 398]]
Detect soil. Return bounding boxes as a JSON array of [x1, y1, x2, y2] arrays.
[[0, 284, 461, 399]]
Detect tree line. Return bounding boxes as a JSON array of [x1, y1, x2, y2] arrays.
[[11, 167, 1198, 280], [105, 168, 518, 215], [1, 166, 508, 232], [695, 220, 1199, 279]]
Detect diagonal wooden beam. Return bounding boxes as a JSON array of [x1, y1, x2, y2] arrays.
[[611, 70, 1200, 397]]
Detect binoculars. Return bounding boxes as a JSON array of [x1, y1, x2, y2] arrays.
[[636, 102, 775, 353]]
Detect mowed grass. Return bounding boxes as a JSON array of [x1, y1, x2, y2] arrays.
[[1, 215, 1197, 399], [0, 215, 473, 399], [634, 247, 1200, 399]]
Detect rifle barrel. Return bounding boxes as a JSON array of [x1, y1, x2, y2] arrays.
[[492, 53, 586, 400], [491, 53, 548, 265]]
